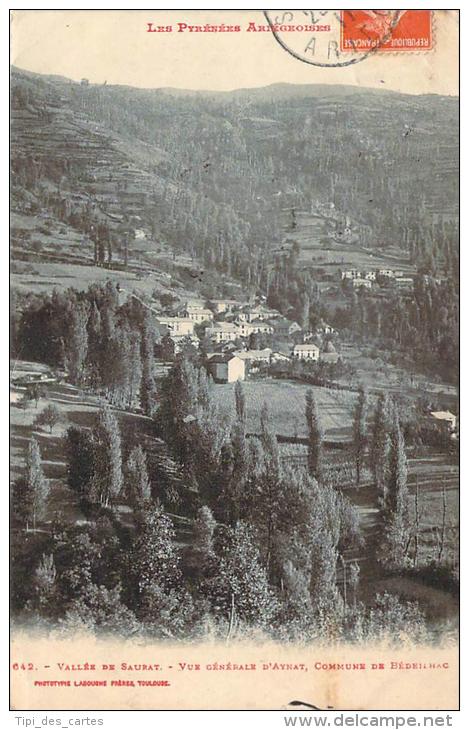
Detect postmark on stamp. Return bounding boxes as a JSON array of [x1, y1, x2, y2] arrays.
[[263, 10, 432, 68], [340, 10, 433, 53]]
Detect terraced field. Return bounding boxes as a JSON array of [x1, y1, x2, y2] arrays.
[[278, 209, 415, 275]]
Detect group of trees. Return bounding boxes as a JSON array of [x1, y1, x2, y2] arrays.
[[12, 404, 153, 528], [11, 353, 437, 641], [306, 385, 413, 573], [11, 283, 158, 413], [349, 387, 437, 573], [305, 383, 431, 575], [332, 275, 459, 384], [65, 407, 155, 511], [154, 360, 365, 633]]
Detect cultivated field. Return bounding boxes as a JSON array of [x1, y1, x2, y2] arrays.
[[280, 210, 415, 275], [11, 259, 169, 297], [10, 211, 211, 300], [213, 378, 357, 441], [299, 242, 415, 274]]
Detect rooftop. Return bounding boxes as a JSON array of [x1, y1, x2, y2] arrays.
[[234, 348, 272, 360], [430, 411, 456, 420], [294, 343, 319, 351], [157, 316, 193, 324], [208, 322, 239, 332], [207, 353, 241, 364]]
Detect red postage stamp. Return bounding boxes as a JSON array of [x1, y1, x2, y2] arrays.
[[340, 10, 433, 53]]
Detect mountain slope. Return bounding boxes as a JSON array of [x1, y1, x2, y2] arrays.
[[10, 66, 459, 295]]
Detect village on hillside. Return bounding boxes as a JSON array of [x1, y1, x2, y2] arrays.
[[9, 63, 459, 647]]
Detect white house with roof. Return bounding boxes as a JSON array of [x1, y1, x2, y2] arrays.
[[430, 411, 457, 432], [234, 348, 272, 364], [206, 322, 240, 344], [156, 317, 195, 336], [209, 299, 245, 314], [352, 278, 373, 290], [206, 353, 245, 383], [341, 269, 361, 280], [292, 343, 320, 361], [179, 305, 214, 323], [247, 305, 280, 322], [235, 319, 274, 338]]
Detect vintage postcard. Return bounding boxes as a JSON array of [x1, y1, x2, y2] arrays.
[[9, 9, 459, 711]]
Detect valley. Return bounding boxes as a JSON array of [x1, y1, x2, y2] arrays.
[[10, 66, 459, 644]]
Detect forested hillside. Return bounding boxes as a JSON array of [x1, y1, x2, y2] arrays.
[[11, 67, 459, 287]]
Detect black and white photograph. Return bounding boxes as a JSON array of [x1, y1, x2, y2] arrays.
[[9, 8, 459, 711]]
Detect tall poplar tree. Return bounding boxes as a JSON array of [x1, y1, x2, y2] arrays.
[[370, 392, 392, 504], [234, 379, 246, 428], [140, 316, 157, 417], [128, 333, 143, 408], [21, 437, 49, 530], [67, 303, 89, 385], [126, 445, 151, 507], [91, 405, 123, 507], [86, 301, 102, 387], [378, 410, 411, 569], [65, 426, 95, 497], [309, 527, 340, 613], [385, 411, 409, 518], [352, 386, 368, 486], [256, 404, 283, 576], [305, 389, 323, 482]]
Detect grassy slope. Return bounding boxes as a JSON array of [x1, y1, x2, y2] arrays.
[[213, 378, 355, 441], [10, 363, 161, 525]]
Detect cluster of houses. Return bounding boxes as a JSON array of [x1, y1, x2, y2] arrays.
[[340, 268, 414, 291], [127, 293, 341, 383], [205, 340, 340, 383]]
